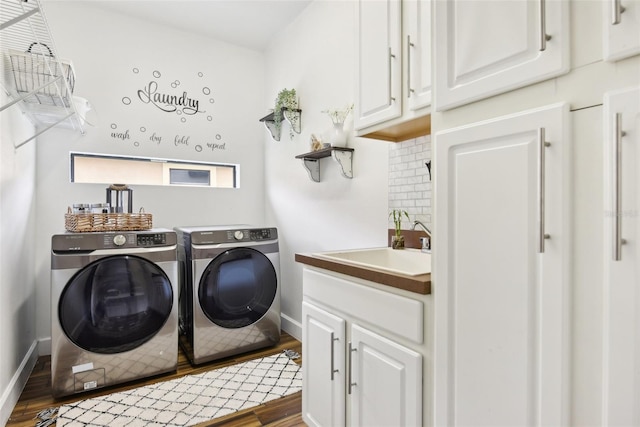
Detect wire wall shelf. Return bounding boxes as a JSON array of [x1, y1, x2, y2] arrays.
[[1, 0, 85, 148]]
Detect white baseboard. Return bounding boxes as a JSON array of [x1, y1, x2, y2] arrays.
[[281, 313, 302, 342], [39, 337, 51, 356], [0, 340, 38, 426]]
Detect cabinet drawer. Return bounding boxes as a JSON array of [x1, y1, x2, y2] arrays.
[[303, 268, 423, 343]]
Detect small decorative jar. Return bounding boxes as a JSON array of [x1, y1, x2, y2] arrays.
[[91, 203, 110, 214], [72, 203, 91, 214]]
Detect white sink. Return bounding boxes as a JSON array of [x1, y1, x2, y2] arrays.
[[314, 247, 431, 276]]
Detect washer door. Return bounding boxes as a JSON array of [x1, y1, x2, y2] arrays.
[[59, 255, 173, 354], [199, 247, 277, 328]]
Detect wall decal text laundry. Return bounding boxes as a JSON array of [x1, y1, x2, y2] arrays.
[[137, 80, 204, 115]]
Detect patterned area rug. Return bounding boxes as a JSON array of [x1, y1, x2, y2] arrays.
[[53, 351, 302, 426]]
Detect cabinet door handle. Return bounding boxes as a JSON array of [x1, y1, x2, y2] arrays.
[[407, 35, 415, 98], [538, 128, 551, 253], [612, 113, 626, 261], [330, 333, 339, 380], [348, 341, 357, 395], [539, 0, 552, 51], [612, 0, 626, 25], [388, 47, 396, 104]]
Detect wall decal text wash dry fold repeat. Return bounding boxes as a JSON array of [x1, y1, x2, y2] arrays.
[[113, 68, 227, 154]]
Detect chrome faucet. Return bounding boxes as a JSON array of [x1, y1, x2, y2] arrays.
[[411, 220, 431, 252]]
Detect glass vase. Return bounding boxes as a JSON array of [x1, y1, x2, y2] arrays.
[[391, 235, 405, 250]]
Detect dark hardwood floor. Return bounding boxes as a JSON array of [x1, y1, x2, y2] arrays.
[[7, 332, 305, 427]]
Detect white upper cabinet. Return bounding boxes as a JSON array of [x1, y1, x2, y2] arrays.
[[355, 0, 403, 130], [406, 0, 431, 112], [602, 86, 640, 426], [433, 103, 571, 426], [603, 0, 640, 61], [355, 0, 431, 140], [433, 0, 570, 111]]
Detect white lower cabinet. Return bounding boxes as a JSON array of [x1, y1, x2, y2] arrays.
[[350, 324, 422, 426], [602, 86, 640, 426], [433, 102, 571, 425], [302, 301, 346, 427], [301, 268, 424, 426]]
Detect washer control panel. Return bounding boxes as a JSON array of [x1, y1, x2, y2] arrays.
[[104, 232, 170, 248], [51, 230, 177, 252], [113, 234, 127, 246], [137, 233, 168, 246], [249, 228, 273, 240]]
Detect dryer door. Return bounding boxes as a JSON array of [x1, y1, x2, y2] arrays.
[[199, 247, 277, 328], [58, 255, 174, 354]]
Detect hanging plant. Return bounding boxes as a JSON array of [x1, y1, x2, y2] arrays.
[[274, 88, 298, 140]]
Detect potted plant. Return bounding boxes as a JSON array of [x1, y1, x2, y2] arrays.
[[274, 88, 299, 140], [389, 209, 410, 249]]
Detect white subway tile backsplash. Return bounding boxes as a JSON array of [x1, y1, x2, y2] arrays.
[[388, 135, 432, 230]]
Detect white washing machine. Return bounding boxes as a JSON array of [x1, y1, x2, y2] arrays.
[[50, 229, 179, 397], [174, 225, 281, 365]]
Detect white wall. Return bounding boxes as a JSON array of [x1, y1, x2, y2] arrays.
[[34, 2, 267, 350], [0, 83, 39, 424], [264, 0, 390, 339]]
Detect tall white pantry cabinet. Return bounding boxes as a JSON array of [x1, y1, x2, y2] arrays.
[[432, 1, 640, 426], [602, 86, 640, 426]]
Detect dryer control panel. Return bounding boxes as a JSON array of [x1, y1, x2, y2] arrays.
[[225, 228, 274, 242], [187, 227, 278, 245]]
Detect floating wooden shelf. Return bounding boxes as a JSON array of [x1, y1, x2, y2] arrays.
[[295, 147, 354, 182]]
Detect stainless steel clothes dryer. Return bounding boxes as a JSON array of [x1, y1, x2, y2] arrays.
[[50, 230, 179, 397], [175, 226, 280, 365]]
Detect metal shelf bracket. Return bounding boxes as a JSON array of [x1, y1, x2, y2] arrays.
[[301, 158, 321, 182], [332, 149, 353, 179]]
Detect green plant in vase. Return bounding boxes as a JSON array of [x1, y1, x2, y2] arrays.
[[389, 209, 410, 249], [274, 88, 299, 140]]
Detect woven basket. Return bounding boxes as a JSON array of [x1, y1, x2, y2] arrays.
[[65, 207, 152, 233], [8, 43, 75, 107]]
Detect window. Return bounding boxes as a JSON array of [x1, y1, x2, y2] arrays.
[[169, 169, 210, 186], [70, 152, 238, 188]]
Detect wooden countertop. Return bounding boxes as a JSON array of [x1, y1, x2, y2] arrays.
[[295, 252, 431, 295]]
